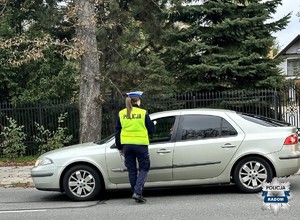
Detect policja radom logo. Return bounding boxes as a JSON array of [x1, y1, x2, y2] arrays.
[[260, 178, 292, 215]]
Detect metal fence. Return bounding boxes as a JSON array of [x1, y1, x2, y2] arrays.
[[0, 100, 80, 156], [0, 89, 285, 156]]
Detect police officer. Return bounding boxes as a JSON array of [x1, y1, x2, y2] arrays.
[[115, 91, 155, 203]]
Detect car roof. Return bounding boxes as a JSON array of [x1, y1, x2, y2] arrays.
[[150, 108, 237, 117]]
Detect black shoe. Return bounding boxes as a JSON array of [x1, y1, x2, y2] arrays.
[[132, 193, 147, 203], [135, 197, 147, 203]]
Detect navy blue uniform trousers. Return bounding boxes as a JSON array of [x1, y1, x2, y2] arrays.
[[123, 144, 150, 195]]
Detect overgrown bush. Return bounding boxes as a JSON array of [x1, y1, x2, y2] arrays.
[[0, 117, 27, 158], [34, 113, 73, 155]]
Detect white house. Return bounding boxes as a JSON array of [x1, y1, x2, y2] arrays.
[[276, 34, 300, 79]]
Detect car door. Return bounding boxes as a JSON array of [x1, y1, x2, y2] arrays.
[[172, 113, 245, 180], [106, 115, 177, 184], [105, 138, 129, 184], [147, 115, 178, 182]]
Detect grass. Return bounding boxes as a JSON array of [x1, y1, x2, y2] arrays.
[[10, 181, 34, 188], [0, 181, 34, 188]]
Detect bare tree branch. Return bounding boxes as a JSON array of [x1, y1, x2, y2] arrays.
[[0, 0, 9, 17], [105, 76, 123, 96]]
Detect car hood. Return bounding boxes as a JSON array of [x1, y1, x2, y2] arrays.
[[39, 142, 106, 158]]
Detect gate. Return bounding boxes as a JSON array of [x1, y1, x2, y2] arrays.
[[277, 86, 300, 131]]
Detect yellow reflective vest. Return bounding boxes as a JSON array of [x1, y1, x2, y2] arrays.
[[119, 107, 149, 145]]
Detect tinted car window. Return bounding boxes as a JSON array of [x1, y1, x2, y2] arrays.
[[150, 116, 176, 143], [221, 119, 238, 136], [180, 115, 237, 140]]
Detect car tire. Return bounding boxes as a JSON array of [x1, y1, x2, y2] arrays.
[[62, 165, 102, 201], [233, 156, 273, 193]]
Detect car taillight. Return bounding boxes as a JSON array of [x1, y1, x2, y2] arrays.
[[283, 134, 299, 145]]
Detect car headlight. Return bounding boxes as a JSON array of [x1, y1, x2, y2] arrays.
[[34, 157, 54, 167]]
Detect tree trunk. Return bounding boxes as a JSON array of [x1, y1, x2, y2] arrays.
[[76, 0, 102, 143]]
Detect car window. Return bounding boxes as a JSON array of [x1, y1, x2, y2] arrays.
[[221, 118, 238, 136], [180, 115, 237, 141], [239, 113, 290, 127], [150, 116, 176, 143], [95, 133, 115, 145]]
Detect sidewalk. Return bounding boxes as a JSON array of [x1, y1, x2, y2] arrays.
[[0, 166, 34, 188]]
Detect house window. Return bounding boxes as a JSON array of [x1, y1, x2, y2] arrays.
[[287, 59, 300, 76]]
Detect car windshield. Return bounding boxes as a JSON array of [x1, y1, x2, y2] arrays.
[[239, 113, 291, 127], [94, 133, 115, 145]]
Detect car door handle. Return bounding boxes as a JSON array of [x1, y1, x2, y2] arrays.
[[157, 149, 172, 154], [221, 143, 236, 148]]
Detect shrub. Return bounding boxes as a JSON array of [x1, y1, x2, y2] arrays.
[[34, 112, 73, 155], [0, 117, 27, 158]]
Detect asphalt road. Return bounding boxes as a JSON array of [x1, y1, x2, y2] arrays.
[[0, 175, 300, 220]]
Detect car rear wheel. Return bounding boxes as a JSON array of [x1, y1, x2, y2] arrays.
[[233, 157, 273, 193], [63, 165, 102, 201]]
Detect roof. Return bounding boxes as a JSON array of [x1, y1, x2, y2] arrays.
[[275, 34, 300, 57], [150, 108, 236, 117]]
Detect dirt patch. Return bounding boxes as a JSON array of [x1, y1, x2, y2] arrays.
[[0, 161, 35, 167]]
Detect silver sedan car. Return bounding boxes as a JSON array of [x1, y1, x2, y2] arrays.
[[31, 109, 300, 201]]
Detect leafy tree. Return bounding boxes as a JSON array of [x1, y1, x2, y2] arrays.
[[0, 0, 78, 103], [271, 39, 281, 57], [0, 0, 175, 142], [74, 0, 176, 141], [73, 0, 175, 142], [95, 0, 175, 96], [162, 0, 290, 92]]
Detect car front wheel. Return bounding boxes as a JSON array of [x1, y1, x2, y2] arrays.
[[233, 157, 273, 193], [62, 165, 102, 201]]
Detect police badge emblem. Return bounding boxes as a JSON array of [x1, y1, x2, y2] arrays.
[[260, 178, 292, 215]]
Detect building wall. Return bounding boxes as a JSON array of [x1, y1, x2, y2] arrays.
[[286, 41, 300, 54], [278, 55, 300, 75]]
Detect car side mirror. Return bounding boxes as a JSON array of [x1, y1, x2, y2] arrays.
[[110, 142, 117, 149]]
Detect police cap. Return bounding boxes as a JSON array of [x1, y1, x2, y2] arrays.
[[126, 91, 143, 98]]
